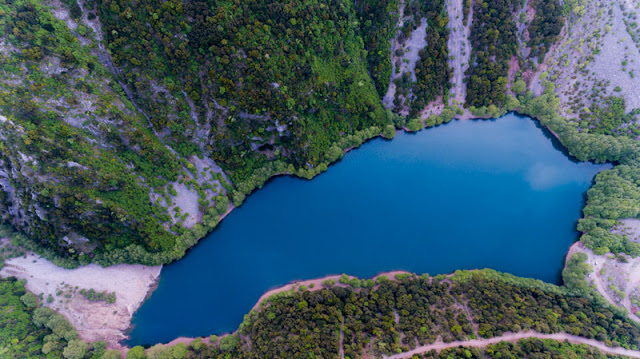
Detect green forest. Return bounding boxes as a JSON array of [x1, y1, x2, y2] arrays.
[[356, 0, 401, 96], [4, 270, 640, 358], [0, 0, 636, 267], [0, 278, 117, 359], [119, 271, 638, 358], [3, 4, 640, 359], [465, 0, 518, 107], [527, 0, 564, 60], [410, 0, 452, 116], [95, 0, 389, 179]]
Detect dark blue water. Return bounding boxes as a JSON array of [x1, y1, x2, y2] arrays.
[[128, 114, 609, 345]]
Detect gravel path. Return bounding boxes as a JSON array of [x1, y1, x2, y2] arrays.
[[568, 241, 640, 325], [446, 0, 472, 105], [397, 18, 428, 82], [382, 0, 407, 109], [383, 10, 428, 112], [383, 331, 640, 358]]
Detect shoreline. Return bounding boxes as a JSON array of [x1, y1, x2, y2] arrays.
[[250, 270, 412, 312], [155, 270, 415, 349], [0, 252, 161, 351], [2, 112, 608, 352]]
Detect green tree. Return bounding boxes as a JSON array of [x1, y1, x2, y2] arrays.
[[383, 125, 396, 139], [20, 292, 38, 307], [126, 346, 147, 359], [102, 350, 123, 359], [209, 335, 219, 344], [190, 338, 204, 352], [63, 339, 88, 359], [147, 344, 171, 359], [512, 80, 526, 94], [219, 334, 240, 352], [562, 253, 592, 294], [170, 343, 187, 358]]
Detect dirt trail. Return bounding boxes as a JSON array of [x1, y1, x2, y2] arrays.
[[382, 0, 407, 109], [446, 0, 472, 105], [383, 331, 640, 358], [339, 317, 345, 359], [396, 18, 428, 83], [382, 1, 428, 114], [568, 241, 640, 325]]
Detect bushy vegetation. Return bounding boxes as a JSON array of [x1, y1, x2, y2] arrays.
[[95, 0, 390, 183], [78, 288, 116, 304], [580, 97, 640, 137], [124, 270, 640, 358], [409, 0, 451, 116], [528, 0, 564, 60], [0, 278, 108, 359], [518, 83, 640, 256], [356, 0, 401, 96], [579, 166, 640, 256], [232, 125, 383, 198]]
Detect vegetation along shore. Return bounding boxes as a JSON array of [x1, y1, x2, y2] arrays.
[[1, 0, 640, 358]]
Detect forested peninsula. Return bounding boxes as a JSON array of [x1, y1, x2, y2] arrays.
[[2, 0, 640, 358]]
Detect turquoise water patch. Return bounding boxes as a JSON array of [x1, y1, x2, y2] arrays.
[[128, 114, 609, 345]]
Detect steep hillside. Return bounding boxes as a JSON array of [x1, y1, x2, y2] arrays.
[[0, 0, 186, 265], [1, 0, 640, 269], [0, 0, 394, 266], [94, 0, 390, 181], [4, 0, 640, 357]]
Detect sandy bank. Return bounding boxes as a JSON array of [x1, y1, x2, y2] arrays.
[[0, 253, 161, 349]]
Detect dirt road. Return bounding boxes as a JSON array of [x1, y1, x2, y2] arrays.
[[384, 331, 640, 358], [446, 0, 472, 105]]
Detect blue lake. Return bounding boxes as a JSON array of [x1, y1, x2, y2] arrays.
[[128, 113, 609, 345]]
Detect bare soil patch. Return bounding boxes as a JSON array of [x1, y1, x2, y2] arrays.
[[0, 254, 161, 349]]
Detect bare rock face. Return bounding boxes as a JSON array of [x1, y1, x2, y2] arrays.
[[538, 0, 640, 117]]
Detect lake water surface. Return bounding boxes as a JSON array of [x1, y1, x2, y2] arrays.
[[128, 114, 609, 345]]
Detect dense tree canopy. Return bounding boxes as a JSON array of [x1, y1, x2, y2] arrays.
[[356, 0, 401, 96], [122, 271, 640, 358], [410, 0, 452, 116], [528, 0, 564, 60], [465, 0, 518, 107]]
